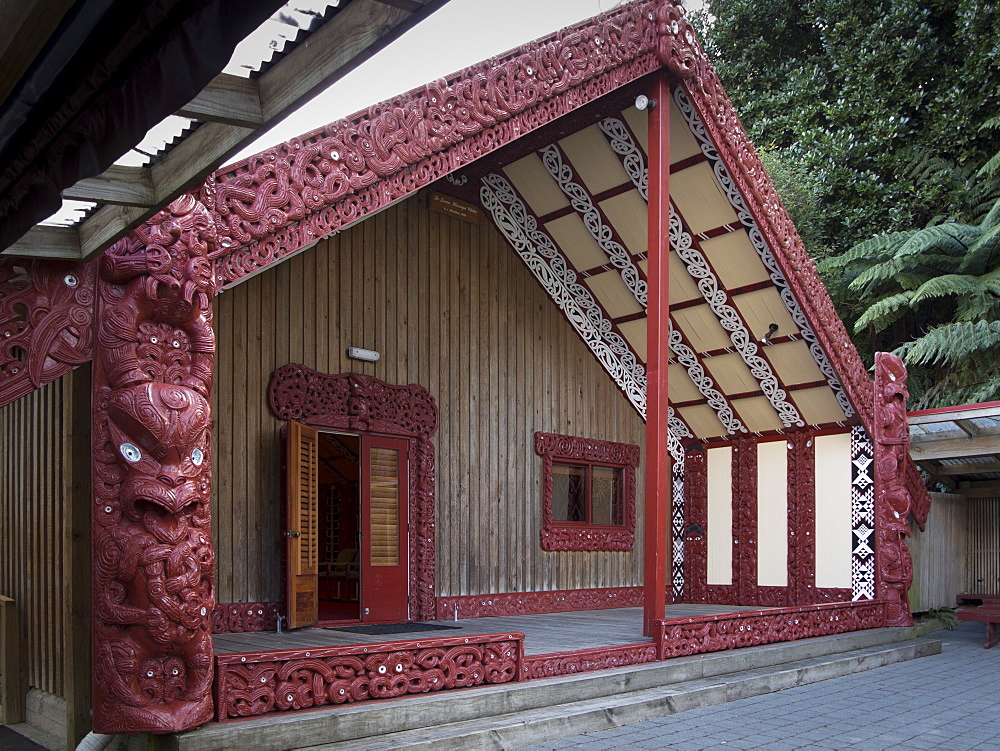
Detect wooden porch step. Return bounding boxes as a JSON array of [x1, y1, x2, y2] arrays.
[[167, 626, 940, 751]]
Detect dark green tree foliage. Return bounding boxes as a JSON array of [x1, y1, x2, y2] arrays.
[[692, 0, 1000, 256], [693, 1, 1000, 406]]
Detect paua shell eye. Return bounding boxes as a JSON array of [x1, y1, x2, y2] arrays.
[[120, 443, 142, 462], [191, 448, 204, 466]]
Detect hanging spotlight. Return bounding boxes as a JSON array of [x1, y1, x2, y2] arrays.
[[635, 94, 656, 111]]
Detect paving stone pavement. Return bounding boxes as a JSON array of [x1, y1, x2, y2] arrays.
[[516, 622, 1000, 751]]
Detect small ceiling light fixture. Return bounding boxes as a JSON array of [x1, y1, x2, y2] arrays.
[[347, 346, 380, 362], [761, 323, 779, 343], [635, 94, 656, 111]]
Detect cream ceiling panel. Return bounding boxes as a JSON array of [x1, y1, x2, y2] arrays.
[[588, 270, 644, 317], [700, 230, 770, 289], [678, 404, 726, 440], [670, 161, 739, 235], [731, 396, 784, 433], [671, 304, 732, 353], [558, 125, 631, 195], [503, 154, 569, 217], [732, 287, 799, 342], [622, 105, 649, 155], [668, 98, 703, 162], [666, 250, 701, 303], [619, 318, 648, 362], [765, 339, 825, 385], [668, 362, 702, 402], [793, 387, 849, 426], [600, 190, 648, 257], [545, 214, 608, 271], [703, 353, 760, 395]]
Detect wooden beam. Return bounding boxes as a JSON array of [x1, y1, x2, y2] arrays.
[[908, 404, 1000, 425], [643, 72, 671, 636], [953, 486, 1000, 499], [61, 165, 155, 207], [955, 418, 980, 438], [176, 73, 263, 128], [0, 0, 75, 105], [919, 459, 1000, 476], [77, 0, 431, 259], [909, 433, 1000, 462], [1, 225, 80, 259]]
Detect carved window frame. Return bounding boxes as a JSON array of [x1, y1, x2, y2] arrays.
[[534, 431, 638, 551]]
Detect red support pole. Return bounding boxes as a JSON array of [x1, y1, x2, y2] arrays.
[[644, 72, 672, 635]]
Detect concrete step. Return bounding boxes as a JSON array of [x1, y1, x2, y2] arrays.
[[169, 626, 940, 751], [308, 637, 942, 751]]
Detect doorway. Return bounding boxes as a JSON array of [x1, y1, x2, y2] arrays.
[[285, 421, 410, 628]]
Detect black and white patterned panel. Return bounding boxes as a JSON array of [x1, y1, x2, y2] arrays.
[[851, 425, 876, 600], [671, 459, 686, 599]]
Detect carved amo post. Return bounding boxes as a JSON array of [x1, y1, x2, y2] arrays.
[[873, 352, 914, 627], [91, 194, 221, 733]]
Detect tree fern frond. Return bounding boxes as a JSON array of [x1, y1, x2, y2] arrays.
[[852, 291, 915, 332], [903, 320, 1000, 367], [910, 274, 982, 306]]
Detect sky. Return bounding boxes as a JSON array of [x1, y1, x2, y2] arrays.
[[226, 0, 706, 166]]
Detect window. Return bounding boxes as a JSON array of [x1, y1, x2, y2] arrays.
[[535, 432, 638, 551]]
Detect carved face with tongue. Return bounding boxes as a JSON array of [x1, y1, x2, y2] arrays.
[[107, 382, 210, 543]]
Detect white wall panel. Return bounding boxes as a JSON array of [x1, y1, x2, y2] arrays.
[[757, 439, 788, 586], [707, 445, 733, 585], [814, 433, 852, 588]]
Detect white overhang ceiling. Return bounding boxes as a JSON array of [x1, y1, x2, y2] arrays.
[[471, 83, 855, 445]]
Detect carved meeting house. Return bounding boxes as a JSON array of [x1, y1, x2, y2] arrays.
[[0, 0, 930, 739]]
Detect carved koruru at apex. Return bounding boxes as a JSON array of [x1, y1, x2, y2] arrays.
[[92, 194, 222, 733]]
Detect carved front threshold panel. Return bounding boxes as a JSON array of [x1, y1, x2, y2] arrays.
[[214, 633, 524, 720]]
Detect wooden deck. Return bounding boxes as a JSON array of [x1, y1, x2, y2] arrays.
[[213, 604, 762, 656]]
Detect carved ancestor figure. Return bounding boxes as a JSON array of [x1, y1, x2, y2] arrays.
[[92, 194, 221, 732], [873, 352, 914, 627]]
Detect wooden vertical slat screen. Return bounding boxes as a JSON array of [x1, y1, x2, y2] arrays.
[[908, 492, 968, 611], [212, 190, 646, 604], [968, 497, 1000, 595], [369, 447, 400, 566], [0, 370, 86, 700]]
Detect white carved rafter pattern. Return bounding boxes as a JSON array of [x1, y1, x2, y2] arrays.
[[538, 144, 647, 307], [669, 206, 804, 428], [599, 117, 648, 201], [673, 87, 853, 420], [480, 173, 648, 417]]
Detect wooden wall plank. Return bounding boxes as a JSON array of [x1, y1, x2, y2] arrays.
[[211, 190, 647, 604]]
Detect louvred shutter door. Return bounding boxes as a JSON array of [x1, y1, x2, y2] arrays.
[[286, 420, 319, 629]]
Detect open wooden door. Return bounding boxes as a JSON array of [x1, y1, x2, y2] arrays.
[[286, 420, 319, 629], [361, 436, 409, 622]]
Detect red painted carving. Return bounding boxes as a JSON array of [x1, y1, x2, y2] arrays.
[[732, 437, 758, 605], [653, 601, 886, 659], [211, 602, 281, 634], [523, 643, 658, 680], [209, 2, 665, 286], [787, 432, 814, 606], [436, 587, 643, 620], [0, 258, 94, 408], [682, 447, 708, 604], [874, 353, 915, 627], [534, 432, 638, 551], [92, 194, 222, 733], [214, 633, 523, 721], [268, 363, 438, 620]]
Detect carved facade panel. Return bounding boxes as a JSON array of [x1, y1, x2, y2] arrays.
[[214, 634, 522, 720], [268, 363, 438, 620], [655, 601, 886, 658], [436, 586, 642, 619], [523, 643, 658, 680], [92, 194, 222, 733], [873, 353, 914, 626], [0, 258, 95, 408], [534, 431, 639, 551]]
